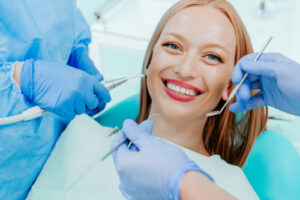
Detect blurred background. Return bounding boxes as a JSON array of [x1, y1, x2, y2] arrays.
[[77, 0, 300, 153]]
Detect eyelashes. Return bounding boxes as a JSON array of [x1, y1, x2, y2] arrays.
[[205, 54, 223, 63], [162, 42, 224, 64], [162, 42, 180, 50]]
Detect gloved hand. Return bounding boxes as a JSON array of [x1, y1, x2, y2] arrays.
[[112, 119, 213, 200], [20, 59, 111, 120], [230, 53, 300, 116], [67, 46, 106, 115]]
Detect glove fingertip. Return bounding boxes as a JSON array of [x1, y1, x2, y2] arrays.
[[94, 82, 111, 103], [229, 103, 244, 113], [238, 85, 251, 101], [123, 119, 137, 129], [231, 63, 243, 84], [229, 104, 235, 113], [139, 120, 154, 135]]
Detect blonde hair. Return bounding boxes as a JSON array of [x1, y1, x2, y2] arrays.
[[137, 0, 268, 167]]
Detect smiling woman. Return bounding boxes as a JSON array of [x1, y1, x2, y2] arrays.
[[138, 0, 268, 166]]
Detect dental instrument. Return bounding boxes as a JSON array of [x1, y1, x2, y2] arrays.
[[101, 130, 122, 161], [206, 36, 273, 117], [108, 127, 121, 137], [0, 74, 144, 126], [101, 113, 161, 161], [269, 115, 296, 122], [105, 74, 144, 90]]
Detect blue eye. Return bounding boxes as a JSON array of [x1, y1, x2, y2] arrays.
[[162, 42, 180, 50], [205, 54, 223, 63]]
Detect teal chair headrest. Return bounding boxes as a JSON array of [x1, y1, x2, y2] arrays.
[[244, 130, 300, 200], [95, 94, 140, 128]]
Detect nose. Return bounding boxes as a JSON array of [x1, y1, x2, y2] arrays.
[[173, 52, 199, 78]]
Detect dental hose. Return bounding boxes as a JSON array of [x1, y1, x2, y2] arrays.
[[0, 106, 49, 126]]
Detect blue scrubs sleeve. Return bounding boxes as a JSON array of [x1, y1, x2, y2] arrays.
[[67, 8, 98, 76], [66, 8, 92, 61], [73, 8, 92, 50]]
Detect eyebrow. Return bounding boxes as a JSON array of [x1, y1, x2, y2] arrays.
[[164, 32, 188, 44], [164, 32, 229, 55], [201, 43, 229, 57]]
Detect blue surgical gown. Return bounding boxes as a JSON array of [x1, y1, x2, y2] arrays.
[[0, 0, 92, 199]]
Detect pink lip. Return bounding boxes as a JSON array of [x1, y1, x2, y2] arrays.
[[162, 79, 202, 102]]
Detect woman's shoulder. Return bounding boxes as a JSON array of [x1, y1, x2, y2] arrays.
[[213, 157, 258, 199], [179, 147, 238, 175], [180, 148, 259, 199]]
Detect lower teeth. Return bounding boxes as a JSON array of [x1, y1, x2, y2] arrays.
[[172, 90, 193, 96]]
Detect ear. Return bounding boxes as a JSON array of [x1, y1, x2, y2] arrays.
[[221, 81, 232, 101]]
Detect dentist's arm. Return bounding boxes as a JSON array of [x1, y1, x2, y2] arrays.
[[112, 119, 236, 200], [230, 53, 300, 115]]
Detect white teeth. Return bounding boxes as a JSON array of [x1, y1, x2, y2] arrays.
[[186, 89, 191, 95], [180, 88, 186, 94], [167, 82, 171, 89], [171, 84, 175, 90], [166, 82, 198, 96]]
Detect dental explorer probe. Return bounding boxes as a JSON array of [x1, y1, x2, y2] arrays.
[[101, 114, 161, 161], [104, 74, 144, 90], [205, 36, 273, 117], [0, 74, 144, 126]]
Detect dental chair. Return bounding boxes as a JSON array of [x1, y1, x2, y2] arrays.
[[95, 94, 300, 200]]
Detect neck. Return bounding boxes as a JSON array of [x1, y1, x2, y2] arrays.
[[149, 110, 210, 156]]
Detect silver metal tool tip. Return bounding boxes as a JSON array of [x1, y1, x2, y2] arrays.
[[126, 74, 145, 80], [205, 111, 220, 117]]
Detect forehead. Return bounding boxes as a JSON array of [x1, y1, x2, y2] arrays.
[[161, 5, 236, 52]]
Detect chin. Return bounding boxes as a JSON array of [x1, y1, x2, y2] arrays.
[[153, 99, 204, 121]]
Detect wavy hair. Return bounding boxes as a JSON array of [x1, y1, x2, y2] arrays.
[[137, 0, 268, 167]]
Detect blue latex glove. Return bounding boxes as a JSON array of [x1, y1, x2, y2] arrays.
[[21, 59, 111, 120], [112, 119, 213, 200], [230, 53, 300, 116], [67, 46, 106, 116]]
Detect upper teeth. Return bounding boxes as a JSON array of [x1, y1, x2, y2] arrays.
[[166, 82, 197, 96]]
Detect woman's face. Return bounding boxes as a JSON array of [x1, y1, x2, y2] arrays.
[[147, 5, 236, 121]]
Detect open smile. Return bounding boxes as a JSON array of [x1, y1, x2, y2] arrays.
[[162, 78, 202, 102]]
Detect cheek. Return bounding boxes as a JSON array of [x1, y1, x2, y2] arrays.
[[146, 60, 163, 100], [151, 46, 179, 69], [146, 66, 155, 96], [146, 49, 172, 86], [205, 68, 231, 96]]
